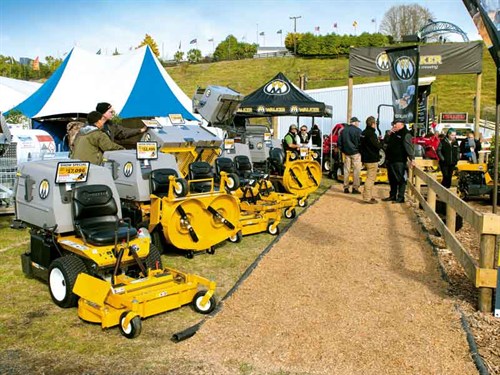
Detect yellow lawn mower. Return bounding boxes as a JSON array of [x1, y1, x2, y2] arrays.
[[15, 160, 216, 338], [267, 147, 322, 207], [104, 148, 241, 258]]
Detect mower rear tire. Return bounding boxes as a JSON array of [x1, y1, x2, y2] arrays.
[[119, 311, 142, 339], [151, 230, 164, 253], [144, 244, 162, 270], [192, 291, 216, 314], [48, 256, 87, 308]]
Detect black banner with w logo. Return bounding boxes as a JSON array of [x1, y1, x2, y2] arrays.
[[386, 46, 419, 123]]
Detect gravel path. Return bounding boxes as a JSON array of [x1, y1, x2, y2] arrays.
[[177, 185, 478, 375]]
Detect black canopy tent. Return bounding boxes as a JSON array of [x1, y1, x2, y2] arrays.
[[235, 72, 332, 119]]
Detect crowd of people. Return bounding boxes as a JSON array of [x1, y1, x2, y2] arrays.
[[283, 116, 484, 204]]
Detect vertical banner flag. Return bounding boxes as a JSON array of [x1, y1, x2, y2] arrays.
[[386, 46, 419, 123], [462, 0, 500, 68]]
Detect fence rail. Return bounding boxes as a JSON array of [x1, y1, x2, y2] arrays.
[[408, 160, 499, 312]]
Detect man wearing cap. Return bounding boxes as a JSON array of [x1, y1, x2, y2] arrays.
[[96, 102, 147, 145], [383, 120, 415, 203], [72, 111, 125, 165], [282, 124, 301, 151], [337, 116, 362, 194]]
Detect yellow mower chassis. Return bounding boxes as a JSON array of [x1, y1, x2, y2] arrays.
[[74, 267, 216, 329]]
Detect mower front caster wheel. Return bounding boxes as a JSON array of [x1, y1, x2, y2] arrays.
[[186, 250, 194, 259], [119, 311, 142, 339], [267, 223, 280, 236], [206, 247, 216, 255], [298, 199, 307, 207], [192, 291, 216, 314], [228, 231, 243, 243], [284, 208, 296, 219]]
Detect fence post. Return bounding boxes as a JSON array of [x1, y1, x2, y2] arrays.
[[478, 234, 496, 312], [446, 203, 456, 235], [415, 174, 422, 196], [427, 185, 436, 212], [408, 166, 414, 197]]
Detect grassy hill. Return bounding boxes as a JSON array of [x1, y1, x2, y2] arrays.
[[166, 49, 497, 120]]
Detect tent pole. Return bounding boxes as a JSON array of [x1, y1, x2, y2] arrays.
[[347, 76, 353, 122], [475, 72, 482, 136], [492, 70, 499, 213]]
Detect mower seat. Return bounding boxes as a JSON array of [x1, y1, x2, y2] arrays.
[[72, 184, 137, 246], [188, 161, 214, 193], [150, 168, 179, 197], [234, 155, 253, 179], [215, 157, 236, 175], [268, 148, 285, 175]]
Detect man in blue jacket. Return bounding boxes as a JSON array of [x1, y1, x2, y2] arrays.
[[338, 116, 362, 194]]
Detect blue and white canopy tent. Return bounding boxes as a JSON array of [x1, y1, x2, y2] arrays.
[[7, 46, 199, 149]]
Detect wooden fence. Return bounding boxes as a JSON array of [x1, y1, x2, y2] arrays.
[[408, 160, 499, 312]]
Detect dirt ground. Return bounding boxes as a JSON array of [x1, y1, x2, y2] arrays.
[[174, 185, 480, 374]]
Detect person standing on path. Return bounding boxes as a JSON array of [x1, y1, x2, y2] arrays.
[[359, 116, 382, 204], [337, 116, 362, 194], [437, 128, 460, 188], [383, 120, 415, 203], [72, 111, 125, 165]]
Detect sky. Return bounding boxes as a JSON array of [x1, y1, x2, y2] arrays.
[[0, 0, 482, 62]]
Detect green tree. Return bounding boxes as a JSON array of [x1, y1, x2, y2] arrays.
[[174, 50, 184, 63], [187, 48, 202, 63], [137, 34, 160, 57], [213, 35, 257, 61]]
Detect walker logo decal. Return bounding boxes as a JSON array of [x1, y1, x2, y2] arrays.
[[290, 105, 299, 114], [123, 162, 133, 177], [263, 79, 290, 95], [393, 56, 416, 81], [39, 179, 50, 199], [144, 133, 151, 141], [257, 105, 266, 114], [375, 52, 390, 71]]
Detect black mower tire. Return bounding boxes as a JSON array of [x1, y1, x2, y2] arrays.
[[186, 250, 194, 259], [48, 255, 87, 308], [173, 178, 189, 198], [284, 208, 296, 219], [150, 229, 164, 253], [298, 199, 307, 208], [225, 173, 240, 191], [144, 244, 162, 270], [192, 291, 216, 314], [228, 231, 243, 243], [119, 311, 142, 339], [267, 223, 280, 235]]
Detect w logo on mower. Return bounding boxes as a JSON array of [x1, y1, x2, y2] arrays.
[[394, 56, 415, 81], [264, 79, 290, 95]]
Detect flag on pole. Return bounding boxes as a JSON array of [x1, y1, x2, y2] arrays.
[[208, 38, 214, 42], [315, 26, 320, 32], [32, 56, 39, 71], [178, 41, 181, 50], [333, 22, 338, 28], [96, 49, 101, 55], [277, 29, 282, 34], [190, 38, 197, 44], [352, 21, 358, 27], [371, 18, 376, 23], [259, 32, 265, 36]]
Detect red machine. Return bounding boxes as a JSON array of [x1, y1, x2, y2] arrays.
[[412, 134, 440, 160]]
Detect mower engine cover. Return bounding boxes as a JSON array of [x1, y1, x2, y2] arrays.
[[103, 150, 180, 202], [15, 159, 121, 233]]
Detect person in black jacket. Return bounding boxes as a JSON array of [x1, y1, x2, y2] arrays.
[[437, 128, 460, 188], [383, 120, 415, 203], [359, 116, 382, 204], [459, 131, 481, 163], [338, 116, 363, 194], [309, 124, 322, 147]]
